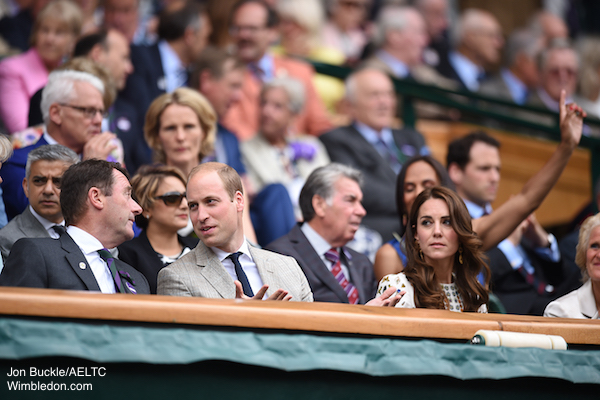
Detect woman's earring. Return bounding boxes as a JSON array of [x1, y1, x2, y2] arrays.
[[419, 248, 424, 260], [145, 214, 150, 219], [458, 246, 463, 265]]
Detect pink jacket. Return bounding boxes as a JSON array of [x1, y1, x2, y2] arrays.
[[0, 48, 49, 134]]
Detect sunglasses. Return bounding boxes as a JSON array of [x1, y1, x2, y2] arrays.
[[155, 191, 186, 206]]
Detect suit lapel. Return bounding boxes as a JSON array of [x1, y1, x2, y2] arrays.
[[194, 243, 235, 298], [18, 207, 50, 237], [347, 126, 396, 181], [340, 248, 367, 303], [249, 244, 275, 298], [61, 234, 101, 291], [290, 226, 349, 303]]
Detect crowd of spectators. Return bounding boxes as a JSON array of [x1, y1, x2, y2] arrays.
[[0, 0, 598, 319]]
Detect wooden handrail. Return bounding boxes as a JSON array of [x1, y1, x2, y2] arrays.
[[1, 287, 599, 345]]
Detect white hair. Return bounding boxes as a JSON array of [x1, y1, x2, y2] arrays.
[[41, 70, 105, 125], [373, 6, 418, 47], [261, 77, 305, 114]]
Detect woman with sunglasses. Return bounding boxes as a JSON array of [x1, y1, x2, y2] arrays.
[[118, 164, 198, 294]]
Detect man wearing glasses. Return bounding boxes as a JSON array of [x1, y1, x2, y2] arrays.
[[0, 145, 78, 264], [0, 70, 121, 221]]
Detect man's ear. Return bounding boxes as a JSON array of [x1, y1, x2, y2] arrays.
[[88, 187, 104, 211], [22, 177, 29, 199], [88, 43, 104, 63], [447, 163, 463, 186], [235, 190, 244, 212], [198, 69, 213, 92], [312, 194, 327, 218], [48, 103, 62, 125]]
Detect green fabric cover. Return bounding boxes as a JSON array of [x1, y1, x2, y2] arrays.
[[0, 317, 598, 384]]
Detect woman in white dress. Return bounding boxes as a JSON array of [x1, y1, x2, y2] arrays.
[[378, 186, 489, 312], [544, 213, 600, 319]]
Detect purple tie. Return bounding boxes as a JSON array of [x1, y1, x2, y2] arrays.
[[97, 248, 126, 294]]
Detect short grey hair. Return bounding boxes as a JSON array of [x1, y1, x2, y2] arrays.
[[0, 135, 12, 162], [299, 163, 363, 222], [373, 6, 417, 48], [25, 144, 79, 179], [538, 38, 579, 71], [344, 66, 389, 104], [503, 28, 543, 68], [261, 77, 305, 114], [41, 70, 105, 125], [451, 8, 487, 48]]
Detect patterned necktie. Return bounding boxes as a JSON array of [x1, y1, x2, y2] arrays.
[[51, 225, 65, 236], [228, 252, 253, 297], [516, 265, 553, 296], [97, 248, 126, 294], [376, 137, 403, 174], [324, 248, 359, 304]]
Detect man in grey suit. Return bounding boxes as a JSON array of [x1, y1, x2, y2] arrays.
[[320, 67, 429, 242], [0, 159, 150, 294], [157, 162, 313, 301], [0, 145, 79, 262], [265, 164, 378, 304]]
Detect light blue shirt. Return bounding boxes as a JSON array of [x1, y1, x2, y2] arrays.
[[376, 50, 410, 78], [463, 199, 560, 266], [250, 53, 275, 82], [448, 51, 484, 91], [500, 69, 528, 105], [157, 40, 187, 93]]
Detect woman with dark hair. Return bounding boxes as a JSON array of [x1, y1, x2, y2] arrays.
[[118, 164, 198, 294], [378, 186, 490, 312], [374, 155, 454, 280], [374, 93, 585, 281]]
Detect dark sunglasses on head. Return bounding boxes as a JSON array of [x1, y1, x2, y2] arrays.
[[155, 191, 186, 206]]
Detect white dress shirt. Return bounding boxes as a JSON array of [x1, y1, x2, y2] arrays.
[[211, 240, 264, 296], [66, 226, 116, 293]]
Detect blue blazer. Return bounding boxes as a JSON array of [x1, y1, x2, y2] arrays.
[[217, 123, 246, 174], [0, 136, 48, 220]]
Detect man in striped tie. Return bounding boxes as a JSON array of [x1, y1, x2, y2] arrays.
[[266, 163, 401, 306]]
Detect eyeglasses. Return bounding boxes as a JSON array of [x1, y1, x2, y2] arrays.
[[59, 104, 107, 119], [229, 25, 267, 35], [31, 176, 62, 188], [155, 191, 186, 206]]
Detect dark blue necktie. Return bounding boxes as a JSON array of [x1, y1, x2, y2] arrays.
[[228, 252, 253, 297]]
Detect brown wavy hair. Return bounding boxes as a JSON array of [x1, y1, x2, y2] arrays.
[[404, 186, 490, 311]]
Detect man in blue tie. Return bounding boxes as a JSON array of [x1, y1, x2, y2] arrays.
[[0, 159, 149, 294]]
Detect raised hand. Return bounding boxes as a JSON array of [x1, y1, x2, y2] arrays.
[[559, 89, 586, 149], [82, 132, 118, 161]]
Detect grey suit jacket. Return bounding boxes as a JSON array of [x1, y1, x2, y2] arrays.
[[320, 124, 427, 241], [265, 224, 376, 304], [0, 233, 150, 294], [157, 240, 314, 302], [0, 206, 49, 261]]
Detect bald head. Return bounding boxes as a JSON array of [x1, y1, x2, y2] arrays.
[[345, 68, 396, 131], [455, 8, 504, 67]]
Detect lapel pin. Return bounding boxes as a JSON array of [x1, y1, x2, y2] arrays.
[[79, 262, 86, 269]]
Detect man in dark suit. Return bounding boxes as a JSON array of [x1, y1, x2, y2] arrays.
[[0, 144, 78, 262], [266, 163, 377, 304], [435, 8, 503, 92], [122, 1, 210, 119], [320, 67, 429, 242], [1, 70, 121, 220], [0, 159, 150, 294]]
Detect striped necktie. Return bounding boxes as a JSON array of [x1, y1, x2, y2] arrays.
[[324, 248, 359, 304]]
